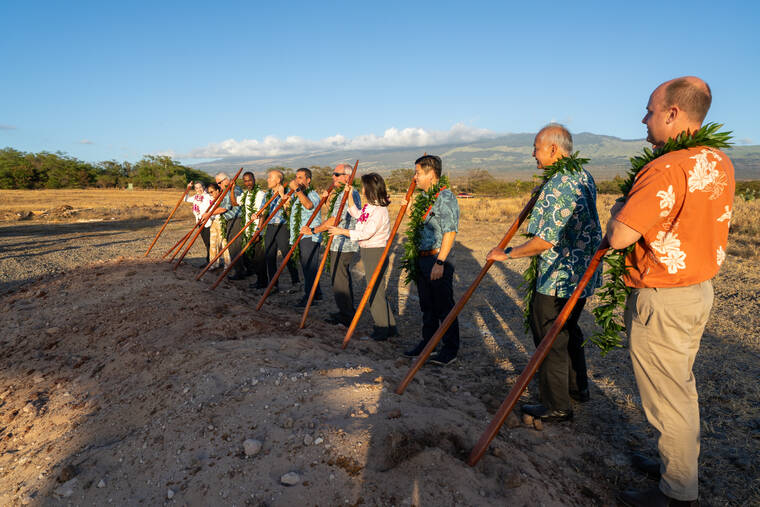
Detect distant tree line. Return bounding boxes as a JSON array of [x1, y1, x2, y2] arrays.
[[0, 148, 213, 189]]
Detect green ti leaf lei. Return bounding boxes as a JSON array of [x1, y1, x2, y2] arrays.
[[520, 153, 589, 332], [240, 184, 262, 257], [289, 185, 315, 264], [400, 175, 450, 285], [590, 122, 733, 355]]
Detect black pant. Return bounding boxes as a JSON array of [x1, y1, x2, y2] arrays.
[[416, 256, 459, 355], [200, 226, 210, 264], [330, 250, 356, 319], [529, 292, 588, 411], [224, 215, 244, 277], [299, 238, 323, 299], [241, 231, 268, 284], [264, 223, 300, 285]]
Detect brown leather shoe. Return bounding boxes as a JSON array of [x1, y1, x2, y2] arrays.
[[618, 486, 698, 507], [631, 452, 662, 480]]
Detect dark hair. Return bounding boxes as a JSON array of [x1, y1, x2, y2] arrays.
[[207, 182, 221, 193], [361, 173, 391, 207], [665, 78, 712, 123], [297, 167, 312, 180], [193, 181, 207, 190], [243, 171, 255, 182], [414, 155, 442, 178]]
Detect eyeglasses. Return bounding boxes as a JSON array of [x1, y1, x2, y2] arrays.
[[332, 173, 343, 177]]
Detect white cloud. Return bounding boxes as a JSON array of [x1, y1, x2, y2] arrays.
[[0, 124, 16, 130], [78, 139, 94, 145], [738, 138, 754, 145], [182, 123, 497, 159]]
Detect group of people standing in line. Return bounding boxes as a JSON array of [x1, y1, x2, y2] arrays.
[[177, 76, 733, 507]]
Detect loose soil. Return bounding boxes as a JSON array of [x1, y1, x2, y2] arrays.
[[0, 198, 757, 506]]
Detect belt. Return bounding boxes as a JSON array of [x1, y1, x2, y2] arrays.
[[419, 248, 440, 257]]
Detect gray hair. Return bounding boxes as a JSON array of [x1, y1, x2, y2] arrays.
[[215, 172, 230, 182], [537, 123, 573, 154]]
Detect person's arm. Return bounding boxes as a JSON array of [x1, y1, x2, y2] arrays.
[[229, 186, 239, 207], [487, 236, 553, 262], [430, 231, 456, 280], [311, 217, 337, 234], [607, 217, 642, 250]]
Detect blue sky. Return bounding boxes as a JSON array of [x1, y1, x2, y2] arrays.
[[1, 1, 758, 164]]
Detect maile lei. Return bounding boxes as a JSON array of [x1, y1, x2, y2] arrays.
[[589, 122, 732, 354], [240, 183, 262, 255], [400, 175, 450, 285], [520, 153, 589, 332], [289, 184, 316, 263]]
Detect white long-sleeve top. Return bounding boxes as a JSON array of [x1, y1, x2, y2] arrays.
[[347, 202, 390, 248], [185, 192, 215, 228]]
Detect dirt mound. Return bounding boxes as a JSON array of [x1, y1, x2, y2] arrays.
[[0, 258, 613, 505]]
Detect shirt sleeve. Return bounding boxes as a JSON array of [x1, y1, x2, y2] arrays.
[[529, 174, 579, 245], [615, 159, 683, 236], [435, 190, 459, 234], [348, 206, 379, 241], [254, 190, 267, 209]]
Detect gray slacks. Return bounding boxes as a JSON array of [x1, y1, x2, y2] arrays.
[[360, 247, 396, 328]]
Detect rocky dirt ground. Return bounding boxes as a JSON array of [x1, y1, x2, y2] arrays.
[[0, 207, 758, 506]]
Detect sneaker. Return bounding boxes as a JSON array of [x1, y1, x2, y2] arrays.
[[403, 342, 426, 358], [429, 351, 457, 366], [521, 403, 573, 422]]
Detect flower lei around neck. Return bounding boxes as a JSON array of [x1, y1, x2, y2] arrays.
[[400, 175, 449, 285], [589, 122, 733, 355], [289, 184, 315, 263], [240, 183, 262, 254], [520, 153, 588, 332]]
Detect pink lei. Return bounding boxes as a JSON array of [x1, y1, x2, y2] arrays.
[[357, 204, 370, 223]]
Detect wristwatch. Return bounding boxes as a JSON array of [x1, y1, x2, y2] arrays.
[[504, 247, 513, 259], [435, 259, 444, 266], [310, 228, 315, 235]]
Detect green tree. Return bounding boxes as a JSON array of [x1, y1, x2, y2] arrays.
[[386, 168, 415, 192]]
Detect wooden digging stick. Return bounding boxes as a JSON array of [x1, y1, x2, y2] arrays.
[[145, 185, 190, 256], [208, 187, 296, 290], [298, 160, 359, 329], [174, 167, 243, 270], [342, 177, 417, 347], [256, 182, 337, 310], [467, 238, 610, 466], [196, 191, 279, 280], [164, 193, 222, 260], [395, 188, 544, 395]]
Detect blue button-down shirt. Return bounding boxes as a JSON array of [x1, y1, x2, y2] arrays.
[[527, 169, 603, 298], [330, 189, 362, 252], [220, 186, 242, 220], [266, 192, 286, 225], [289, 189, 322, 244], [419, 188, 459, 251]]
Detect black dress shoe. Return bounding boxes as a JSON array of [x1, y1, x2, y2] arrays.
[[370, 326, 389, 341], [521, 403, 573, 422], [618, 486, 698, 507], [631, 452, 662, 480], [570, 388, 590, 402], [325, 313, 351, 326], [403, 342, 426, 358], [429, 351, 457, 366], [227, 273, 245, 281]]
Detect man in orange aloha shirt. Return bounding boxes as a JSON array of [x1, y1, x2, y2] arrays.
[[608, 77, 735, 506]]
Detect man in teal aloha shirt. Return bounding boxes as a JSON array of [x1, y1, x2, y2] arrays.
[[488, 124, 602, 423]]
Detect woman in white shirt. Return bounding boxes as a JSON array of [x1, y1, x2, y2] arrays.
[[329, 173, 397, 341], [184, 181, 215, 263]]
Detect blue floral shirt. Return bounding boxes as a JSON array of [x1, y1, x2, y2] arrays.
[[266, 193, 286, 225], [527, 169, 602, 298], [419, 188, 459, 251], [330, 189, 362, 253], [220, 186, 242, 220], [289, 189, 322, 244]]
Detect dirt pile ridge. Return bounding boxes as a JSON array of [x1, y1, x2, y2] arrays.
[[0, 258, 620, 506]]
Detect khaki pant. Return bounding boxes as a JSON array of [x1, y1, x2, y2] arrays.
[[625, 281, 713, 501], [209, 220, 231, 269]]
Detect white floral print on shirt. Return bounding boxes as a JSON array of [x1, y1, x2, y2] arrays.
[[688, 149, 727, 200], [716, 245, 726, 266], [650, 230, 687, 274], [717, 205, 732, 225], [656, 185, 676, 217]]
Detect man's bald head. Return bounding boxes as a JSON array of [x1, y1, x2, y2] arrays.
[[659, 76, 712, 123], [334, 163, 352, 175], [536, 124, 573, 155]]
